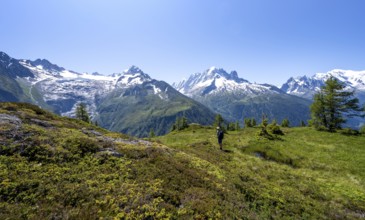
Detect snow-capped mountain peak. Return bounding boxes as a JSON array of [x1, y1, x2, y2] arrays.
[[324, 69, 365, 89], [0, 52, 34, 78], [200, 67, 247, 83], [124, 65, 144, 74], [116, 66, 152, 87], [28, 59, 65, 72], [174, 67, 279, 96], [0, 51, 10, 60], [0, 52, 16, 67]]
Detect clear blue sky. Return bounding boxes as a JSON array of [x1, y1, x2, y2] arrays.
[[1, 0, 365, 85]]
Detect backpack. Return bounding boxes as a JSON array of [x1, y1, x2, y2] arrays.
[[218, 130, 224, 139]]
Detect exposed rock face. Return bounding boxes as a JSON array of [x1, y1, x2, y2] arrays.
[[0, 114, 22, 127]]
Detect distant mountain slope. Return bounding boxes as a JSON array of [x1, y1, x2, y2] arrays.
[[97, 78, 215, 137], [174, 67, 311, 125], [0, 51, 215, 137]]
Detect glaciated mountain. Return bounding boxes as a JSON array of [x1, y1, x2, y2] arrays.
[[174, 67, 283, 96], [17, 58, 119, 116], [281, 69, 365, 100], [0, 52, 215, 137], [174, 67, 311, 125], [94, 66, 216, 137]]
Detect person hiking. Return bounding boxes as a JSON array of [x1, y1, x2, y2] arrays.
[[216, 127, 224, 150]]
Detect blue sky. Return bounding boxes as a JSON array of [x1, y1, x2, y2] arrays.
[[1, 0, 365, 85]]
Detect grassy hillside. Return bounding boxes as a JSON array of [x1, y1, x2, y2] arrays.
[[153, 125, 365, 219], [0, 102, 364, 219]]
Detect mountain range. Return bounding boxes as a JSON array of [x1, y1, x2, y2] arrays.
[[281, 69, 365, 99], [173, 67, 311, 126], [0, 52, 215, 137], [1, 51, 365, 135]]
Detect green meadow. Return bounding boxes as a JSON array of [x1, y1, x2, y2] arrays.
[[153, 125, 365, 219], [0, 103, 364, 219]]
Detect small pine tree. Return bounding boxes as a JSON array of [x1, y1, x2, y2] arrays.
[[227, 122, 236, 131], [271, 119, 277, 125], [75, 103, 90, 123], [214, 114, 224, 128], [244, 118, 252, 128], [251, 118, 257, 127], [258, 116, 271, 139], [268, 119, 284, 135], [281, 118, 290, 127], [149, 128, 155, 138], [300, 120, 306, 127], [261, 114, 268, 127], [171, 116, 189, 131], [181, 116, 188, 129], [235, 121, 240, 131]]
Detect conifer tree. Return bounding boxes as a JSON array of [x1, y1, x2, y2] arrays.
[[75, 103, 90, 123], [181, 116, 188, 129], [214, 114, 224, 128], [149, 128, 155, 138], [281, 118, 290, 127], [310, 76, 363, 131], [171, 116, 189, 131], [244, 118, 252, 128], [235, 121, 240, 131], [251, 118, 257, 127], [227, 122, 236, 131]]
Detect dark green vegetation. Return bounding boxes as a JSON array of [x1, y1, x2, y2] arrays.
[[194, 93, 311, 127], [96, 80, 215, 137], [75, 102, 91, 123], [1, 103, 364, 219], [310, 76, 363, 131]]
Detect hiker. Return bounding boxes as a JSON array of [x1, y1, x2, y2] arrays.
[[216, 127, 224, 150]]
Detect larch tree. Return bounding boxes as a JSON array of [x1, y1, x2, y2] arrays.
[[310, 76, 363, 131], [75, 103, 90, 123]]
